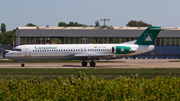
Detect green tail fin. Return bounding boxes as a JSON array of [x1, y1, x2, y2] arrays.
[[135, 26, 163, 45]]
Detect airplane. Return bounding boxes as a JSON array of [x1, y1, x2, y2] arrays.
[[5, 26, 163, 67]]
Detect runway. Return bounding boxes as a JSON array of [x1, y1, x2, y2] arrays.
[[0, 59, 179, 68]]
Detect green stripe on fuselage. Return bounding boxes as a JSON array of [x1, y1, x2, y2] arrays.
[[115, 46, 132, 54]]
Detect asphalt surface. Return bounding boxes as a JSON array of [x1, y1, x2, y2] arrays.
[[0, 59, 179, 68]]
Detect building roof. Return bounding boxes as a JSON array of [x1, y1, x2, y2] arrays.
[[17, 26, 180, 30]]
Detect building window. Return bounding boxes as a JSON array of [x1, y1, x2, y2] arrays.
[[171, 38, 174, 46], [156, 38, 160, 46], [51, 38, 57, 44], [115, 38, 119, 43], [70, 37, 74, 44], [57, 37, 64, 44], [81, 38, 86, 44], [20, 37, 25, 45], [75, 37, 80, 44], [31, 37, 36, 44], [109, 38, 113, 43], [166, 38, 170, 46], [104, 38, 108, 43], [36, 38, 40, 44], [99, 38, 103, 44], [92, 38, 97, 44], [161, 38, 165, 46], [176, 38, 179, 46], [26, 37, 31, 44]]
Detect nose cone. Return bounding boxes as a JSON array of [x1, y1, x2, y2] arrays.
[[4, 52, 13, 59], [4, 52, 10, 58]]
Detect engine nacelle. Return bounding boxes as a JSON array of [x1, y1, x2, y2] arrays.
[[112, 46, 136, 54]]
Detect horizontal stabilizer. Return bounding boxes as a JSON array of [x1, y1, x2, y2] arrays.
[[150, 28, 164, 30]]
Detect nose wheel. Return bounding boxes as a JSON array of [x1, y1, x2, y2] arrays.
[[21, 63, 25, 67]]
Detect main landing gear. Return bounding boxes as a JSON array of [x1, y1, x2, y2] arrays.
[[90, 62, 96, 67], [81, 61, 96, 67], [82, 61, 87, 66]]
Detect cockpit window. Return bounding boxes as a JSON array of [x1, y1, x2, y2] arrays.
[[17, 49, 21, 51], [12, 49, 21, 51], [12, 49, 16, 51]]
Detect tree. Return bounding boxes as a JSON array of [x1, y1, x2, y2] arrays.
[[0, 31, 13, 44], [126, 20, 152, 27], [58, 21, 87, 27], [95, 20, 100, 27], [26, 23, 36, 27], [68, 22, 75, 26], [1, 23, 6, 33], [58, 22, 67, 27]]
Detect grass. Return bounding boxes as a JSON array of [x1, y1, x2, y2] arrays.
[[169, 60, 180, 62], [0, 68, 179, 80]]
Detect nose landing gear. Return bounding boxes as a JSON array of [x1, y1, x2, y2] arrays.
[[21, 63, 25, 67]]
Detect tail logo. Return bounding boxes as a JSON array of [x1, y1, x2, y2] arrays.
[[145, 34, 152, 42]]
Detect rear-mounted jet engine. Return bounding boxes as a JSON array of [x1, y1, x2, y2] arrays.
[[112, 46, 136, 54]]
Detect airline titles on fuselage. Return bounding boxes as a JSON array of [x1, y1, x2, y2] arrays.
[[33, 46, 111, 53]]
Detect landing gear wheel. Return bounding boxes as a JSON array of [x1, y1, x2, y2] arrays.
[[82, 62, 87, 66], [21, 63, 25, 67], [90, 62, 96, 67]]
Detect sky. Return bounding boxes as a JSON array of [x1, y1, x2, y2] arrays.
[[1, 0, 180, 31]]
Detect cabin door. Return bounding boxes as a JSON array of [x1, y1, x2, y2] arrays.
[[81, 47, 87, 53], [25, 47, 31, 57]]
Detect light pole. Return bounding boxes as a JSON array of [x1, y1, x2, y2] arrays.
[[100, 19, 110, 27]]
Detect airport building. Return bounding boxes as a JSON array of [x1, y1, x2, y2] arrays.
[[7, 26, 180, 59]]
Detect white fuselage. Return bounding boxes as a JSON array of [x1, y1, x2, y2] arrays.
[[5, 43, 154, 61]]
